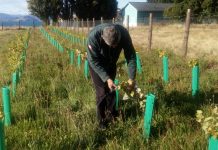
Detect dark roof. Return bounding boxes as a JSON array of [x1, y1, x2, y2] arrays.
[[127, 2, 173, 11]]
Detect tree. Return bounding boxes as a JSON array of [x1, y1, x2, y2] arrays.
[[60, 0, 75, 20], [75, 0, 117, 20], [201, 0, 218, 16], [164, 0, 218, 19], [147, 0, 174, 2], [27, 0, 62, 23], [27, 0, 118, 22]]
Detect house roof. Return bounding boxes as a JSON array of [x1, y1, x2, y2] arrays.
[[123, 2, 173, 11]]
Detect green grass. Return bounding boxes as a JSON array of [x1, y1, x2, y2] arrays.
[[0, 28, 218, 149]]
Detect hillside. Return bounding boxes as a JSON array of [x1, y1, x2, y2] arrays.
[[0, 13, 42, 26]]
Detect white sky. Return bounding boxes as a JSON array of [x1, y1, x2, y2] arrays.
[[0, 0, 147, 15], [0, 0, 29, 15]]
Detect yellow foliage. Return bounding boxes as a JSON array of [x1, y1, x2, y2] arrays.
[[188, 59, 199, 67], [158, 49, 167, 58], [0, 112, 3, 119], [7, 31, 29, 73], [118, 80, 146, 111], [196, 106, 218, 139]]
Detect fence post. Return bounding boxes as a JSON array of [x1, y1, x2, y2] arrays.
[[69, 19, 71, 28], [101, 17, 103, 24], [65, 20, 67, 28], [77, 18, 79, 33], [183, 9, 191, 57], [127, 15, 129, 31], [1, 22, 3, 30], [33, 20, 35, 29], [87, 18, 90, 33], [93, 18, 95, 27], [19, 20, 21, 30], [68, 19, 70, 28], [148, 13, 153, 51], [112, 18, 115, 23], [81, 19, 84, 33], [73, 19, 75, 32]]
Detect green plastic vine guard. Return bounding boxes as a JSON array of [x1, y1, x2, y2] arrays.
[[16, 68, 20, 83], [12, 72, 17, 97], [209, 136, 218, 150], [2, 87, 11, 126], [0, 117, 5, 150], [114, 79, 119, 111], [70, 50, 74, 65], [84, 59, 89, 79], [192, 65, 199, 96], [163, 56, 169, 83], [144, 94, 155, 139], [77, 54, 81, 68], [136, 52, 142, 74]]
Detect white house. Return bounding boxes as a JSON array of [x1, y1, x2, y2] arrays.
[[121, 2, 173, 27]]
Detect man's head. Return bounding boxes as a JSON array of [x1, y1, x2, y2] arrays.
[[102, 25, 121, 48]]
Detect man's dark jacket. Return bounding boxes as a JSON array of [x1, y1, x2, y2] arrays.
[[87, 23, 136, 82]]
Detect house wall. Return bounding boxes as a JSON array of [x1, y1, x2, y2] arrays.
[[137, 11, 164, 24], [123, 4, 138, 27]]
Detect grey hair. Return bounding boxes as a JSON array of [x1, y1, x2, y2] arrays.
[[102, 25, 121, 46]]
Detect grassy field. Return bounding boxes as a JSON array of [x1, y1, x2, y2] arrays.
[[0, 26, 217, 149], [129, 24, 218, 59]]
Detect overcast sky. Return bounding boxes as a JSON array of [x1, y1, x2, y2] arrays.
[[0, 0, 29, 15], [0, 0, 147, 15]]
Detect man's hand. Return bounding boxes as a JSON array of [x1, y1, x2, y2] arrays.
[[107, 79, 117, 92]]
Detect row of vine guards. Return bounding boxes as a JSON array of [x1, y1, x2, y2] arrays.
[[40, 27, 156, 140], [0, 29, 31, 149], [40, 25, 201, 143]]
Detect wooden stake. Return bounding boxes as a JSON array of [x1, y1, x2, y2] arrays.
[[148, 13, 153, 51], [183, 9, 191, 57], [93, 18, 95, 27]]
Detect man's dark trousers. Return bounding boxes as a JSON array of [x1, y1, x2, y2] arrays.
[[89, 65, 118, 126]]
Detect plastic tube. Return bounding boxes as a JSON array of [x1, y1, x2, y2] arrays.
[[2, 87, 11, 126], [114, 79, 119, 111], [144, 94, 155, 139], [0, 116, 5, 150], [163, 56, 169, 83], [136, 52, 142, 74], [84, 59, 89, 79], [192, 65, 199, 96]]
